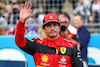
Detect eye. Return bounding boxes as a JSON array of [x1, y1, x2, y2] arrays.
[[46, 24, 51, 27], [54, 23, 58, 26]]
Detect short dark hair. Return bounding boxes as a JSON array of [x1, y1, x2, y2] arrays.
[[59, 12, 70, 21], [74, 14, 83, 20]]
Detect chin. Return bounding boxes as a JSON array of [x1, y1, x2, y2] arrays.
[[50, 35, 56, 37], [50, 34, 57, 37]]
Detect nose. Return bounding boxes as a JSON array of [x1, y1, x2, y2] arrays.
[[60, 23, 65, 26], [60, 23, 68, 27], [51, 25, 55, 30]]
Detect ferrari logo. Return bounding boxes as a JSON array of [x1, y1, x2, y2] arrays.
[[60, 47, 67, 54], [49, 16, 53, 19]]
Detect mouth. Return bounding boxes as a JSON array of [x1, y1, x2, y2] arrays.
[[50, 31, 56, 34]]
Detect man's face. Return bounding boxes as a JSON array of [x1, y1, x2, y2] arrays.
[[94, 0, 99, 4], [73, 15, 83, 28], [59, 17, 69, 27], [59, 14, 64, 19], [78, 0, 83, 3], [43, 22, 60, 38]]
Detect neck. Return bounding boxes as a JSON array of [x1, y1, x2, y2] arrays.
[[75, 27, 79, 31], [75, 25, 82, 31], [76, 28, 79, 31]]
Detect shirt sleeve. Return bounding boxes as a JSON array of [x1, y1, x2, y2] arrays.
[[71, 45, 83, 67], [80, 30, 90, 48], [20, 38, 38, 55], [15, 20, 38, 55], [15, 20, 26, 47]]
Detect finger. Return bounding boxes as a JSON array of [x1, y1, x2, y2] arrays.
[[29, 10, 32, 17], [24, 2, 27, 9], [21, 4, 24, 10], [28, 4, 32, 11], [26, 2, 30, 9], [29, 9, 32, 14], [28, 9, 32, 16]]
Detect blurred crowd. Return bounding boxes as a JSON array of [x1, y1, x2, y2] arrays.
[[0, 0, 100, 35]]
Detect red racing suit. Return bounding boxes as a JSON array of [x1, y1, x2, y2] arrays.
[[15, 20, 83, 67]]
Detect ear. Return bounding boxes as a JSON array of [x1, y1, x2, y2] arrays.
[[82, 19, 84, 23], [66, 23, 70, 27], [58, 26, 60, 32], [43, 28, 46, 33], [43, 27, 45, 31]]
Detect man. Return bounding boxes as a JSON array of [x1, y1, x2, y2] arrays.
[[0, 15, 7, 35], [9, 3, 20, 24], [73, 14, 90, 67], [59, 12, 80, 48], [15, 2, 83, 67], [91, 0, 100, 33], [7, 3, 20, 35]]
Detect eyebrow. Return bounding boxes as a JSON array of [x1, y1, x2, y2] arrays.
[[60, 21, 68, 23]]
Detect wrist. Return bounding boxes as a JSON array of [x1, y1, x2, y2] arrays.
[[19, 18, 25, 23]]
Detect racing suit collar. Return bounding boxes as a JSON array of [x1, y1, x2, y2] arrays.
[[44, 36, 61, 48], [46, 36, 61, 42]]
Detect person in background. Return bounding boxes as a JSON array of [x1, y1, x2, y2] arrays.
[[6, 3, 20, 35], [73, 14, 90, 67], [0, 28, 5, 35], [69, 0, 78, 9], [25, 3, 40, 35], [25, 3, 45, 35], [0, 15, 7, 35], [38, 14, 46, 39], [73, 0, 91, 21], [90, 0, 100, 33], [8, 3, 20, 25], [91, 0, 100, 23], [25, 16, 40, 35], [59, 12, 81, 48], [15, 2, 83, 67], [2, 12, 9, 22]]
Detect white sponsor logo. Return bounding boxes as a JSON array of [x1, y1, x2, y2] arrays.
[[41, 62, 50, 66], [59, 64, 66, 67], [58, 57, 67, 64], [69, 43, 72, 47], [60, 57, 66, 62]]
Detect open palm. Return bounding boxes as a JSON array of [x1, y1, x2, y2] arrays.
[[20, 2, 32, 22]]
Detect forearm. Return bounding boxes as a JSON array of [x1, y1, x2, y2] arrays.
[[0, 28, 5, 35], [15, 20, 26, 47], [72, 45, 83, 67]]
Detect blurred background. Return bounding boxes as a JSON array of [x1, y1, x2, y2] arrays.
[[0, 0, 100, 67]]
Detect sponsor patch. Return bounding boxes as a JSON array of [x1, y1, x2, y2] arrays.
[[41, 55, 48, 62], [58, 56, 67, 64]]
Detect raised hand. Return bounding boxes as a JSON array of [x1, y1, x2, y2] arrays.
[[20, 2, 32, 22]]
